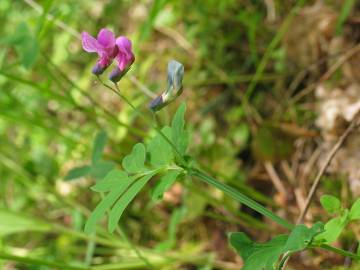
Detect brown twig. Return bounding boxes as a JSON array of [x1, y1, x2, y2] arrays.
[[264, 162, 287, 197], [297, 116, 360, 224]]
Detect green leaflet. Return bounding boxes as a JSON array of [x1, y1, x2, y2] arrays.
[[108, 172, 156, 232], [151, 170, 181, 201], [349, 198, 360, 221], [122, 143, 146, 174], [315, 213, 349, 244], [229, 223, 323, 270], [91, 169, 129, 192], [148, 126, 174, 166], [65, 130, 112, 181], [92, 130, 107, 164], [90, 160, 116, 180], [84, 178, 134, 234], [282, 223, 324, 253], [229, 232, 288, 270], [320, 195, 341, 215], [171, 103, 189, 155], [64, 165, 91, 181]]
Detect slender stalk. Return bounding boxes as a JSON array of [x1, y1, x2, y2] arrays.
[[191, 168, 294, 230], [319, 244, 360, 260], [0, 251, 91, 270], [84, 232, 96, 266]]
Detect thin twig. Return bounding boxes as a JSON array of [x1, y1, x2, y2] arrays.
[[297, 117, 359, 224], [264, 162, 287, 197]]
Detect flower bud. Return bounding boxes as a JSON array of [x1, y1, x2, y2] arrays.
[[149, 60, 184, 112], [92, 63, 106, 75], [149, 95, 164, 111], [109, 66, 131, 83]]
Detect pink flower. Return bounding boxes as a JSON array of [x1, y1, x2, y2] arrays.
[[109, 36, 135, 82], [82, 28, 118, 74]]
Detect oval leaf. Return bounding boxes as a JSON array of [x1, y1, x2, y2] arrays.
[[350, 198, 360, 221], [320, 195, 341, 214], [122, 143, 146, 173]]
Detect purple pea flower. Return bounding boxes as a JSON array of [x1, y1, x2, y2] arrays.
[[81, 28, 118, 75], [109, 36, 135, 83]]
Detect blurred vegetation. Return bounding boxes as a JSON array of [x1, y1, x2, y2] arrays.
[[0, 0, 360, 269]]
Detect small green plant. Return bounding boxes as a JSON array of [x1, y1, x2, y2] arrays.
[[64, 27, 360, 269], [68, 70, 359, 269], [315, 195, 360, 244]]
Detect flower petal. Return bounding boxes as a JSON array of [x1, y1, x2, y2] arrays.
[[115, 36, 135, 71], [81, 32, 99, 53], [116, 36, 133, 57], [115, 54, 125, 71], [97, 28, 116, 49]]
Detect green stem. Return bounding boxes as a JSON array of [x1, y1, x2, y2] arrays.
[[0, 251, 90, 270], [190, 168, 294, 230], [319, 244, 360, 260], [84, 232, 96, 266]]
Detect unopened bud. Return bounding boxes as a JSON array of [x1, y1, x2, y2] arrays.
[[149, 60, 184, 112], [149, 95, 164, 111], [92, 63, 105, 75], [109, 66, 131, 83]]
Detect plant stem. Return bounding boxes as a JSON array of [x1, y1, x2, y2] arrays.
[[190, 168, 294, 230], [0, 251, 91, 270], [319, 244, 360, 260]]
